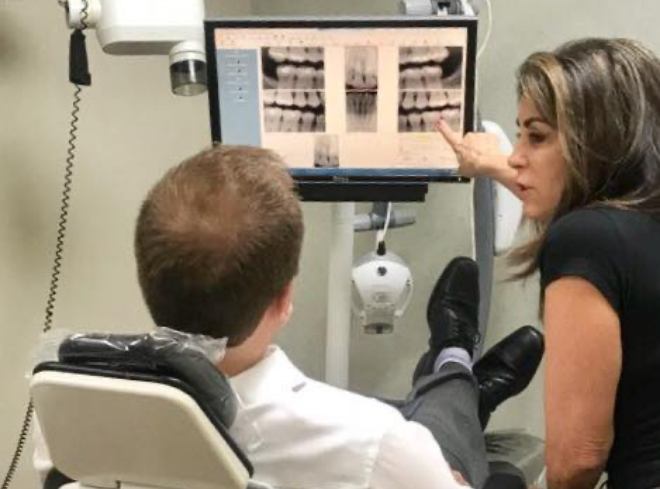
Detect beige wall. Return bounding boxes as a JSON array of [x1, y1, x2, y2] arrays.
[[2, 1, 660, 487], [0, 3, 254, 488]]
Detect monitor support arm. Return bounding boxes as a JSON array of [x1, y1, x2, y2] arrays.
[[399, 0, 482, 15], [354, 203, 416, 233]]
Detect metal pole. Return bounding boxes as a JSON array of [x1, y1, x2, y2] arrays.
[[324, 202, 355, 388]]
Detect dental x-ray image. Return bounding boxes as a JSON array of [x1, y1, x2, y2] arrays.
[[261, 46, 326, 133], [345, 46, 378, 132], [314, 134, 340, 168], [398, 90, 462, 133], [398, 45, 463, 133], [263, 90, 326, 132], [399, 46, 463, 90], [262, 47, 325, 90]]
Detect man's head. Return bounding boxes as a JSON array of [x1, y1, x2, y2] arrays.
[[135, 145, 304, 346]]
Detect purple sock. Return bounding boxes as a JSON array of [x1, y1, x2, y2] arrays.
[[434, 347, 473, 372]]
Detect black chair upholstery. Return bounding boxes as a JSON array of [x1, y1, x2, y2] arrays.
[[482, 472, 527, 489], [34, 332, 253, 487], [43, 468, 74, 489], [483, 461, 527, 489], [57, 333, 238, 427]]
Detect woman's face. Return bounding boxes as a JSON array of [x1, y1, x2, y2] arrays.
[[508, 97, 567, 221]]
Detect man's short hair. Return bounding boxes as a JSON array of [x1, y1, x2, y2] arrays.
[[135, 145, 304, 346]]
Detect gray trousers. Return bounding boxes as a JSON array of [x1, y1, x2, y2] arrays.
[[395, 362, 489, 488]]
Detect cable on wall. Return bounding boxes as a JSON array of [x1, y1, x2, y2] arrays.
[[1, 2, 91, 487]]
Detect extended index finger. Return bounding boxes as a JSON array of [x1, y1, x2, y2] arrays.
[[435, 118, 463, 150]]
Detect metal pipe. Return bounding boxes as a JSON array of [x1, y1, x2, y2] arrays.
[[324, 202, 355, 388]]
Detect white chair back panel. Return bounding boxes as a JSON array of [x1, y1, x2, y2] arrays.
[[31, 371, 249, 489]]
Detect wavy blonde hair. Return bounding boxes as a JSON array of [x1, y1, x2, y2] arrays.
[[510, 38, 660, 277]]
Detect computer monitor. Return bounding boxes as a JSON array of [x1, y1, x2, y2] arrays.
[[205, 17, 477, 200]]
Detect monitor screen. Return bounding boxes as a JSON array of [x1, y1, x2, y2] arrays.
[[205, 17, 477, 183]]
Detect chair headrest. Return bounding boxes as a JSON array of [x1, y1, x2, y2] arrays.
[[32, 332, 255, 484], [55, 333, 238, 428]]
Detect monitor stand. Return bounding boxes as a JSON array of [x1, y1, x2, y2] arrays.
[[298, 181, 431, 203]]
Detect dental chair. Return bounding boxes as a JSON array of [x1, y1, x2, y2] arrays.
[[31, 333, 533, 489], [30, 332, 267, 489]]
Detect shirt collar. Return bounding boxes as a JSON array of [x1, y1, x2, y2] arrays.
[[229, 345, 308, 405]]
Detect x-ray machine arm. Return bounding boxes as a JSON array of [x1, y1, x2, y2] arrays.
[[59, 0, 208, 96]]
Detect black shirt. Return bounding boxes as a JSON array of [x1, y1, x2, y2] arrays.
[[540, 207, 660, 489]]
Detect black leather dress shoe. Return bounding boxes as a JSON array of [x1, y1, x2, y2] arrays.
[[413, 257, 480, 384], [474, 325, 544, 428]]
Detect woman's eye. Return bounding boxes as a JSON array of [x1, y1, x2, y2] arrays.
[[528, 133, 545, 144]]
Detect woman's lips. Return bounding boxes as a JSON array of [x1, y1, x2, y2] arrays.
[[517, 183, 532, 195]]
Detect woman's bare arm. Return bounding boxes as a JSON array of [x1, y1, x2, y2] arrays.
[[544, 277, 621, 489]]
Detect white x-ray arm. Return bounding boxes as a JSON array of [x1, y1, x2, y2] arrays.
[[59, 0, 207, 95], [399, 0, 482, 15], [481, 120, 523, 255]]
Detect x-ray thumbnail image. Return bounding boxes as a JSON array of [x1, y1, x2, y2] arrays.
[[345, 46, 378, 132], [262, 47, 325, 90], [345, 46, 378, 90], [314, 135, 339, 168], [398, 90, 462, 133], [399, 46, 463, 90], [263, 90, 326, 133], [346, 91, 378, 132]]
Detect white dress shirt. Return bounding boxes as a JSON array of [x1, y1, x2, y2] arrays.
[[227, 345, 469, 489], [33, 345, 470, 489]]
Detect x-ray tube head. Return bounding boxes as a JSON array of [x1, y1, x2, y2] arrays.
[[352, 250, 413, 334], [170, 41, 207, 96]]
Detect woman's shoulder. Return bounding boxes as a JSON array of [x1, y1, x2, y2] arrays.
[[540, 207, 634, 308], [546, 207, 622, 245], [540, 207, 632, 281], [548, 206, 657, 243], [540, 206, 658, 279]]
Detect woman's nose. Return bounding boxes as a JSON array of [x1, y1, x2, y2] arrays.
[[508, 145, 526, 170]]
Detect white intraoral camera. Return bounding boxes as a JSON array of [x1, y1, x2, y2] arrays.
[[61, 0, 207, 96], [351, 250, 414, 334]]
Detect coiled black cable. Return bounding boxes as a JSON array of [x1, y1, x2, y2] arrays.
[[1, 83, 84, 489], [0, 400, 34, 489], [1, 2, 89, 487], [44, 84, 81, 335]]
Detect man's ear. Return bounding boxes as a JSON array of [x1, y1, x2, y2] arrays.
[[274, 281, 295, 323]]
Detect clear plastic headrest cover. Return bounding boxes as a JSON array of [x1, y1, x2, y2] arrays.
[[31, 327, 227, 376]]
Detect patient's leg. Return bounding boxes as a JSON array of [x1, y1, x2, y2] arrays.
[[391, 326, 544, 488], [395, 257, 488, 486], [400, 360, 489, 489], [392, 257, 541, 487]]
